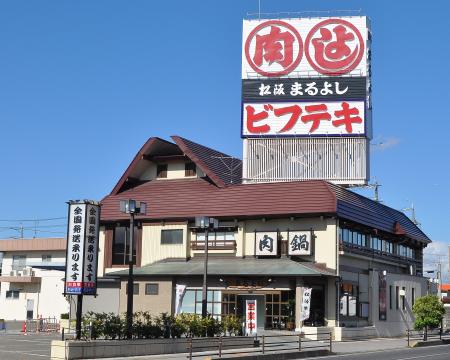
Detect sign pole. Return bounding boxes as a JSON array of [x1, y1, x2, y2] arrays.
[[126, 212, 135, 339], [201, 227, 209, 318], [76, 294, 83, 340]]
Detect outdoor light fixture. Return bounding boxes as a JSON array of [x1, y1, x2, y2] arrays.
[[120, 199, 147, 339], [195, 216, 219, 318]]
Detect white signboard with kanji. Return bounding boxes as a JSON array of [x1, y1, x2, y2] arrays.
[[242, 17, 369, 79], [82, 204, 100, 295], [64, 201, 100, 296], [255, 231, 278, 256], [288, 231, 312, 256], [245, 300, 257, 335], [242, 100, 365, 137]]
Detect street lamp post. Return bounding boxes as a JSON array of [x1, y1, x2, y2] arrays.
[[120, 199, 146, 339], [195, 216, 218, 318]]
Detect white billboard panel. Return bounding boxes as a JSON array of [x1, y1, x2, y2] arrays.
[[255, 231, 278, 256], [242, 16, 369, 79], [242, 100, 365, 136]]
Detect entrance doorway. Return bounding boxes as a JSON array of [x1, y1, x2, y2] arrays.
[[26, 299, 34, 320], [237, 295, 265, 329]]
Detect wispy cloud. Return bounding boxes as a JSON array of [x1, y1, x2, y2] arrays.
[[371, 137, 401, 151], [423, 240, 449, 283]]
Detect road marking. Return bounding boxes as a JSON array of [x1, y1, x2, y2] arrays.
[[309, 344, 450, 359], [0, 348, 48, 357], [392, 353, 450, 360]]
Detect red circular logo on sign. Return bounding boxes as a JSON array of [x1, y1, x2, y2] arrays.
[[245, 20, 303, 77], [305, 19, 364, 75]]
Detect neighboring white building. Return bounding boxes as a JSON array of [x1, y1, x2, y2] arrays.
[[0, 238, 69, 321]]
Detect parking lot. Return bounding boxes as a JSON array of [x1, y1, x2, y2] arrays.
[[0, 333, 57, 360]]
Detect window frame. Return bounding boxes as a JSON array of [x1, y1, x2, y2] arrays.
[[156, 164, 168, 179], [6, 290, 20, 299], [185, 162, 196, 177], [161, 229, 184, 245], [145, 283, 159, 295], [125, 283, 139, 295]]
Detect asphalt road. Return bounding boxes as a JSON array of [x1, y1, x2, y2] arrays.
[[309, 343, 450, 360], [0, 333, 57, 359]]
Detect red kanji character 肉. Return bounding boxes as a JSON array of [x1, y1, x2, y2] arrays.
[[254, 26, 295, 68], [333, 102, 362, 133], [245, 105, 272, 133], [301, 104, 331, 133], [274, 105, 302, 133]]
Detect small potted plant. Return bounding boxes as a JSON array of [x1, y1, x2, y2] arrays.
[[286, 299, 296, 330]]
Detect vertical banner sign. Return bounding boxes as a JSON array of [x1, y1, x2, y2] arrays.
[[379, 271, 387, 321], [245, 300, 257, 335], [64, 201, 100, 296], [175, 284, 187, 314], [300, 288, 312, 321], [82, 204, 100, 295]]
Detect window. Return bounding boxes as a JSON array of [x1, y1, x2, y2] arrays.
[[185, 162, 196, 177], [412, 288, 415, 307], [157, 164, 168, 178], [179, 289, 222, 318], [12, 255, 26, 271], [196, 231, 235, 246], [6, 290, 19, 299], [161, 229, 183, 245], [145, 283, 159, 295], [402, 287, 406, 310], [395, 286, 399, 310], [340, 283, 358, 317], [389, 285, 393, 310], [42, 254, 52, 263], [126, 283, 139, 295], [112, 225, 138, 265]]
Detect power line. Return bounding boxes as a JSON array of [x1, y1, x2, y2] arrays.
[[0, 217, 66, 222]]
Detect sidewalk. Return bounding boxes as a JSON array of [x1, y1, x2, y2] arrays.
[[84, 336, 410, 360]]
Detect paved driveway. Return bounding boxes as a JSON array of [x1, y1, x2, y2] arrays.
[[0, 333, 57, 360]]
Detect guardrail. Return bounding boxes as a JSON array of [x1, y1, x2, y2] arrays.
[[25, 317, 60, 333], [406, 328, 447, 346], [187, 331, 333, 359]]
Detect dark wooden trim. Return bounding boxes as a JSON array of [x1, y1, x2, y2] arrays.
[[143, 154, 188, 162], [104, 226, 114, 270], [136, 226, 142, 267], [190, 240, 236, 251]]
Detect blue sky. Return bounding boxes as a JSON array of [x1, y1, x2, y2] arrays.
[[0, 0, 449, 267]]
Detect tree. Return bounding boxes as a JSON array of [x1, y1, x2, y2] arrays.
[[412, 295, 445, 340]]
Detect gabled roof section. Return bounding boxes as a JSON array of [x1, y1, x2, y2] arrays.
[[110, 137, 181, 195], [172, 136, 242, 187]]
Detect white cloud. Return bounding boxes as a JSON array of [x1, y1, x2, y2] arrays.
[[371, 137, 401, 151], [423, 240, 449, 283]]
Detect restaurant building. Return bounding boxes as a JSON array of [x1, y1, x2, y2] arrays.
[[97, 135, 431, 338]]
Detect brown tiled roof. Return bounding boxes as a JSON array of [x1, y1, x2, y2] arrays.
[[110, 136, 242, 195], [111, 137, 181, 195], [0, 238, 66, 252], [100, 178, 430, 244], [172, 136, 242, 187]]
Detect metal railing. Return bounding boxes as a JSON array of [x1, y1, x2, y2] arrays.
[[25, 317, 60, 333], [406, 328, 449, 347], [187, 332, 333, 359]]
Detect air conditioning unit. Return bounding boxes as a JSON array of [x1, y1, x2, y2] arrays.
[[10, 270, 19, 276], [22, 269, 29, 276]]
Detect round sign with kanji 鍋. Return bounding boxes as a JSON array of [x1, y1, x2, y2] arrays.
[[245, 20, 303, 77], [305, 18, 365, 76]]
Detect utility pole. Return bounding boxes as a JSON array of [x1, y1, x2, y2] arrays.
[[438, 262, 442, 300]]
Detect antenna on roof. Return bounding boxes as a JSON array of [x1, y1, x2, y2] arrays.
[[211, 156, 241, 184], [367, 181, 382, 203], [402, 201, 421, 227]]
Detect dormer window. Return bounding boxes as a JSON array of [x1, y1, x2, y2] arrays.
[[185, 162, 196, 177], [157, 164, 168, 178]]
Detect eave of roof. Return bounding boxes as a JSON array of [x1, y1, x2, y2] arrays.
[[108, 258, 336, 277]]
